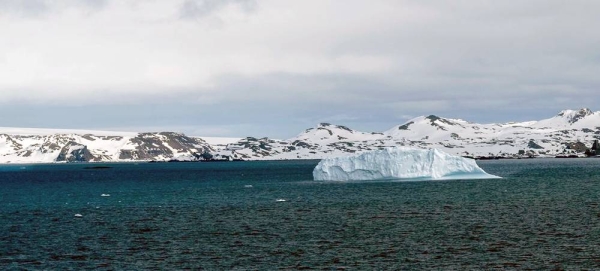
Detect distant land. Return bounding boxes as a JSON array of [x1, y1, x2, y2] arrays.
[[1, 108, 599, 163]]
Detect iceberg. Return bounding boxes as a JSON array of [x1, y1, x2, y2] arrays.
[[313, 147, 500, 181]]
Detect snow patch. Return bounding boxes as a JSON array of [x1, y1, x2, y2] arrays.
[[196, 137, 243, 149]]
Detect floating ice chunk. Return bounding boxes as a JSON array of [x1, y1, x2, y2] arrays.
[[74, 214, 83, 218], [101, 194, 111, 197], [275, 199, 287, 202], [313, 147, 501, 181]]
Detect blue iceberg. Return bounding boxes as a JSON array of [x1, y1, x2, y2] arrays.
[[313, 147, 500, 181]]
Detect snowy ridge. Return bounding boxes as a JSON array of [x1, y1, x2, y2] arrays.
[[217, 108, 600, 160], [532, 108, 599, 128], [1, 108, 599, 163], [0, 131, 213, 163]]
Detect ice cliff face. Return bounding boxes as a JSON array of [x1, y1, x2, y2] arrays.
[[313, 147, 500, 181]]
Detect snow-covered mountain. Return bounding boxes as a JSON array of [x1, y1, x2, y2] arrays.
[[216, 108, 600, 160], [0, 131, 213, 163], [1, 108, 599, 163]]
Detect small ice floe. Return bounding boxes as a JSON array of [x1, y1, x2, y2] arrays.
[[101, 194, 111, 197], [275, 199, 287, 202], [244, 185, 253, 188], [74, 214, 83, 218]]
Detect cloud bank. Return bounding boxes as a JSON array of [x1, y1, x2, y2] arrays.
[[1, 0, 599, 137]]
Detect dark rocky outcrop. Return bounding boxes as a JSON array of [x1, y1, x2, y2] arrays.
[[397, 121, 414, 130], [587, 140, 600, 157], [119, 132, 213, 161], [56, 142, 96, 162], [559, 108, 593, 124], [527, 140, 544, 149]]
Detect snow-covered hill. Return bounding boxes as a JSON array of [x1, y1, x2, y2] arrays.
[[216, 108, 600, 160], [1, 108, 599, 163], [0, 131, 213, 163]]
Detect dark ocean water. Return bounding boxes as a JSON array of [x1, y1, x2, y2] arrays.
[[2, 159, 600, 270]]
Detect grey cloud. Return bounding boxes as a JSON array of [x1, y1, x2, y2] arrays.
[[78, 0, 107, 9], [2, 1, 600, 137], [193, 70, 600, 132], [0, 0, 106, 17], [2, 69, 598, 138], [179, 0, 256, 19], [0, 0, 48, 17]]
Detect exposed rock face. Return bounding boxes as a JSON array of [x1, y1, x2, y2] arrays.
[[119, 132, 213, 160], [558, 108, 593, 124], [397, 122, 414, 130], [527, 140, 544, 150], [56, 143, 95, 162], [119, 132, 212, 161], [565, 142, 588, 153]]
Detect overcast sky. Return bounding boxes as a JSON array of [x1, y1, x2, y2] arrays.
[[1, 0, 599, 138]]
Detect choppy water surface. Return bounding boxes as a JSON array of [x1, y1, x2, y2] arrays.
[[2, 159, 600, 270]]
